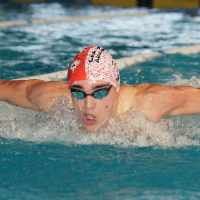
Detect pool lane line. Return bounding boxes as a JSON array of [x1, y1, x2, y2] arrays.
[[0, 20, 28, 28], [117, 44, 200, 70], [16, 70, 68, 82], [32, 12, 149, 24], [15, 44, 200, 81], [116, 52, 162, 70], [0, 12, 149, 28], [164, 44, 200, 55]]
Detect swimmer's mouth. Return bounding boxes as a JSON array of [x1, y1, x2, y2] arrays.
[[83, 114, 97, 125]]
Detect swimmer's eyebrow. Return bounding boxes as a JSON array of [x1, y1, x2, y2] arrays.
[[70, 84, 110, 90], [70, 85, 84, 89], [93, 84, 110, 89]]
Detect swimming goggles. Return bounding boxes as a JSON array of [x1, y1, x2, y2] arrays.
[[71, 85, 112, 100]]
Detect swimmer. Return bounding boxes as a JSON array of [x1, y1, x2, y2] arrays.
[[1, 45, 200, 131]]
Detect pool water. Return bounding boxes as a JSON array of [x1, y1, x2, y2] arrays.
[[1, 4, 200, 80], [0, 3, 200, 200], [1, 140, 200, 199]]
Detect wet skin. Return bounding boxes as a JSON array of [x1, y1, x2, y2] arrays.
[[70, 80, 118, 131], [2, 78, 200, 132]]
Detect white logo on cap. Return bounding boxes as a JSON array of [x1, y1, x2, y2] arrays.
[[70, 60, 80, 72]]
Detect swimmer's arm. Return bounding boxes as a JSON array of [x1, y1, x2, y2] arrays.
[[0, 79, 71, 112], [136, 84, 200, 120], [119, 84, 200, 121], [164, 85, 200, 116]]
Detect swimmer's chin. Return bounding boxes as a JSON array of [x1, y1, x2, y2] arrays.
[[83, 125, 99, 132], [82, 121, 105, 132], [83, 120, 110, 132]]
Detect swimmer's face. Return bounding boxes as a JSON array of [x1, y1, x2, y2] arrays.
[[70, 80, 118, 131]]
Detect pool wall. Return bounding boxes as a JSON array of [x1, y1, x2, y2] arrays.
[[91, 0, 200, 9], [3, 0, 199, 9]]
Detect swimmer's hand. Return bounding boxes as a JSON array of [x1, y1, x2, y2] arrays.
[[0, 79, 71, 112]]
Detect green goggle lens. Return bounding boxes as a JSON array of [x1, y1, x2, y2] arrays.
[[71, 85, 112, 100], [71, 91, 85, 99]]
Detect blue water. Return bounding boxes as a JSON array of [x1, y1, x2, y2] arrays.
[[120, 53, 200, 85], [1, 4, 200, 79], [1, 139, 200, 200], [0, 3, 200, 200]]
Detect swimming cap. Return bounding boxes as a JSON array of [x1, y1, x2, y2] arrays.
[[67, 46, 120, 92]]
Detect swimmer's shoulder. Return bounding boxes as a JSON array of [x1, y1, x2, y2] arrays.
[[118, 83, 153, 97], [28, 80, 71, 98], [27, 80, 71, 111], [114, 83, 153, 116]]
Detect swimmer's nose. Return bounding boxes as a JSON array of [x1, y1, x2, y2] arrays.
[[84, 95, 95, 109]]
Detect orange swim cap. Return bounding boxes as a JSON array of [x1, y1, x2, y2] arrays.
[[67, 46, 120, 92]]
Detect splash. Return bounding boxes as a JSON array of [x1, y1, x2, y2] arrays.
[[166, 74, 200, 87], [1, 74, 200, 147], [0, 92, 199, 147]]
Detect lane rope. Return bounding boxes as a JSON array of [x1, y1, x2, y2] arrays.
[[0, 12, 148, 28], [16, 44, 200, 81]]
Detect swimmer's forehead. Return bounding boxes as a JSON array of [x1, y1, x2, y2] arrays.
[[70, 80, 110, 89]]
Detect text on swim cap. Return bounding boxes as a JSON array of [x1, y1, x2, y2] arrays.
[[88, 47, 105, 63]]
